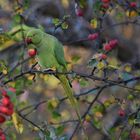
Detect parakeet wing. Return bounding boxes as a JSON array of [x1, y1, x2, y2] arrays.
[[54, 39, 67, 70]]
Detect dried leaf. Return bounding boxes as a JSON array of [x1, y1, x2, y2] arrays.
[[90, 19, 98, 29], [12, 112, 24, 134]]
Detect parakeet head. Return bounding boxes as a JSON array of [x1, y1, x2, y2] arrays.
[[25, 29, 43, 45]]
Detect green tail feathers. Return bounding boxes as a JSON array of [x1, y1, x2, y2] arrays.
[[57, 74, 81, 121]]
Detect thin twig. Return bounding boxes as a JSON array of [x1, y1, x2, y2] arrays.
[[2, 68, 140, 92], [17, 111, 45, 133], [69, 86, 106, 140]]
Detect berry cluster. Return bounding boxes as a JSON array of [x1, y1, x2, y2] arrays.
[[130, 2, 137, 8], [102, 0, 110, 2], [130, 132, 140, 140], [100, 53, 107, 60], [0, 89, 15, 140], [101, 0, 110, 10], [75, 8, 84, 17], [88, 33, 99, 40], [103, 39, 118, 52], [0, 90, 14, 123], [118, 108, 125, 117], [87, 33, 108, 59], [87, 32, 118, 60], [0, 129, 6, 140], [75, 3, 84, 17], [100, 39, 118, 60]]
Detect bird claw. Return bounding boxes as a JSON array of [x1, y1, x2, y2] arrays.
[[43, 68, 54, 72]]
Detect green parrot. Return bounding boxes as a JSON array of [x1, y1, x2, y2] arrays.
[[7, 25, 32, 42], [8, 25, 81, 121]]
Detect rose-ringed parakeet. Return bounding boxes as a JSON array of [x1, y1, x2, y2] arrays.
[[25, 28, 81, 121], [8, 26, 80, 121]]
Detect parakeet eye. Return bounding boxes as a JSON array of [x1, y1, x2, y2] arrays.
[[25, 38, 32, 44]]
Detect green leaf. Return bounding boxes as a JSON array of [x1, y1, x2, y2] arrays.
[[121, 131, 129, 139], [47, 98, 59, 111], [88, 59, 97, 67], [13, 14, 21, 24], [23, 0, 30, 9], [45, 130, 51, 140], [71, 55, 81, 63], [13, 77, 32, 96], [12, 112, 24, 134], [7, 90, 17, 106], [5, 120, 13, 127], [7, 133, 16, 140], [53, 18, 60, 26], [90, 19, 98, 29], [63, 15, 70, 20], [93, 1, 101, 12], [92, 118, 101, 129], [79, 78, 89, 87], [55, 125, 65, 136], [48, 101, 54, 111], [108, 127, 116, 136], [79, 0, 86, 8], [92, 105, 104, 113], [97, 61, 106, 70], [116, 12, 124, 20], [18, 101, 28, 110], [52, 111, 61, 119], [61, 22, 69, 30], [0, 59, 8, 74]]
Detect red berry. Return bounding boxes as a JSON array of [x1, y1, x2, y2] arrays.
[[1, 97, 10, 106], [5, 108, 14, 116], [103, 44, 112, 51], [100, 54, 107, 59], [7, 102, 14, 110], [102, 0, 110, 3], [130, 2, 137, 8], [76, 8, 84, 17], [0, 106, 13, 116], [0, 106, 8, 114], [2, 95, 10, 99], [130, 132, 140, 140], [9, 87, 16, 93], [0, 134, 6, 140], [109, 39, 118, 48], [0, 105, 13, 116], [25, 38, 32, 44], [0, 129, 5, 140], [88, 33, 99, 40], [0, 115, 6, 123], [1, 90, 7, 97], [28, 49, 37, 57], [130, 133, 135, 139], [118, 109, 125, 117], [135, 135, 140, 140], [101, 3, 109, 9], [0, 129, 3, 136]]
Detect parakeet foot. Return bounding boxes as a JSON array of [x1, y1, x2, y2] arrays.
[[43, 68, 56, 75]]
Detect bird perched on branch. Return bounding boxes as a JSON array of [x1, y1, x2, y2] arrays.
[[8, 25, 81, 122]]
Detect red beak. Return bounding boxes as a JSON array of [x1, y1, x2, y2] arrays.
[[25, 38, 32, 44]]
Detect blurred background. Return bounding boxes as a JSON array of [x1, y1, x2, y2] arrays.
[[0, 0, 140, 140]]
